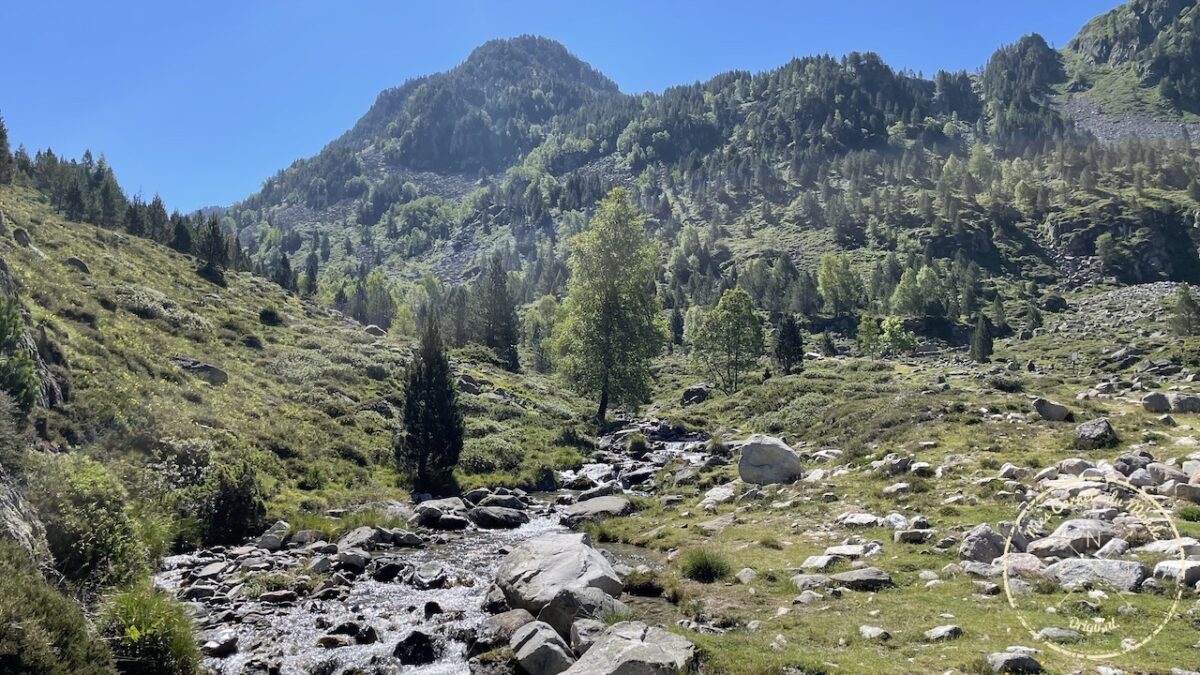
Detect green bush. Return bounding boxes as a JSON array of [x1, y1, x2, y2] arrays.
[[192, 454, 267, 546], [680, 548, 731, 583], [1179, 505, 1200, 522], [30, 455, 144, 587], [0, 543, 116, 675], [258, 306, 283, 326], [627, 432, 648, 455], [0, 297, 38, 417], [100, 581, 199, 675], [0, 391, 29, 473]]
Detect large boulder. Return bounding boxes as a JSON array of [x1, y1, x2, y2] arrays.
[[560, 496, 634, 528], [496, 533, 622, 614], [169, 357, 228, 386], [1074, 418, 1118, 449], [511, 621, 575, 675], [1169, 393, 1200, 413], [737, 434, 803, 485], [1142, 392, 1171, 413], [680, 383, 712, 406], [1032, 398, 1071, 422], [469, 506, 531, 529], [1046, 558, 1147, 592], [564, 621, 695, 675], [1047, 519, 1115, 553], [829, 567, 894, 591], [959, 524, 1006, 563]]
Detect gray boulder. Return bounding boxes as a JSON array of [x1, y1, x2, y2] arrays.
[[570, 618, 607, 655], [469, 506, 531, 529], [255, 520, 290, 551], [681, 383, 712, 406], [564, 621, 695, 675], [469, 608, 535, 656], [985, 650, 1042, 673], [1169, 393, 1200, 413], [1142, 392, 1171, 413], [496, 533, 622, 614], [1047, 558, 1148, 592], [829, 567, 893, 591], [537, 587, 629, 638], [959, 523, 1006, 563], [560, 496, 634, 528], [511, 621, 575, 675], [737, 434, 803, 485], [1074, 418, 1118, 449], [1032, 398, 1071, 422]]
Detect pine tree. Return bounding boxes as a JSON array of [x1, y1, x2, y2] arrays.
[[273, 254, 295, 291], [774, 314, 804, 374], [198, 216, 227, 273], [969, 313, 993, 362], [395, 318, 463, 493], [170, 216, 192, 254], [475, 254, 520, 371], [669, 306, 685, 346], [1170, 286, 1200, 337], [0, 113, 13, 185], [302, 248, 319, 297], [991, 294, 1008, 334]]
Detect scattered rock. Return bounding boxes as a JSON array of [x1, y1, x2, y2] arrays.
[[564, 621, 695, 675], [511, 621, 575, 675], [1075, 418, 1118, 449], [496, 533, 622, 614], [1033, 398, 1071, 422], [737, 434, 803, 485]]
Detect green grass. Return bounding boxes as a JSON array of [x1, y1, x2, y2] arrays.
[[681, 548, 732, 583]]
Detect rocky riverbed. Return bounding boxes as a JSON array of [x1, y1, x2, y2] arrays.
[[154, 419, 710, 674]]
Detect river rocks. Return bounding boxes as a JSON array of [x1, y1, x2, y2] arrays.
[[479, 493, 528, 510], [511, 621, 575, 675], [1075, 418, 1118, 449], [394, 630, 440, 665], [470, 506, 531, 529], [564, 621, 695, 675], [496, 533, 622, 614], [202, 629, 239, 657], [414, 562, 449, 589], [737, 434, 803, 485], [254, 521, 291, 551], [1032, 398, 1071, 422], [337, 525, 389, 550], [337, 548, 369, 573], [560, 496, 633, 527], [829, 567, 893, 591], [1046, 558, 1147, 592], [470, 608, 536, 656], [414, 498, 472, 530], [537, 587, 629, 638], [569, 619, 606, 655]]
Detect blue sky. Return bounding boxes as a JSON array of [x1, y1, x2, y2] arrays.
[[1, 1, 1118, 212]]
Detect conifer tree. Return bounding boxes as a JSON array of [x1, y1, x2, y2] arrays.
[[774, 314, 804, 375], [169, 215, 192, 254], [670, 306, 685, 346], [969, 313, 993, 362], [395, 318, 463, 493], [475, 254, 520, 371], [0, 113, 12, 185], [198, 216, 228, 273], [991, 294, 1008, 334], [1170, 286, 1200, 337], [302, 248, 319, 297]]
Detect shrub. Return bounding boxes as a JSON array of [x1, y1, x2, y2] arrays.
[[1179, 505, 1200, 522], [193, 454, 267, 546], [623, 569, 665, 596], [100, 581, 199, 675], [680, 548, 731, 583], [30, 455, 144, 587], [758, 535, 783, 550], [0, 543, 116, 675], [0, 391, 29, 473], [259, 307, 283, 326], [626, 432, 648, 455]]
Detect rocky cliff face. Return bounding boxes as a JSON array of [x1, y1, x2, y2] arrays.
[[0, 253, 66, 411], [0, 250, 51, 562], [1067, 0, 1191, 68]]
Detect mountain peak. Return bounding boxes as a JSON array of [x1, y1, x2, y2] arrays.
[[457, 35, 619, 94]]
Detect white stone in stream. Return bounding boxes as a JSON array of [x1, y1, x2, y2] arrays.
[[511, 621, 575, 675], [737, 434, 803, 485], [564, 621, 695, 675], [496, 533, 622, 614]]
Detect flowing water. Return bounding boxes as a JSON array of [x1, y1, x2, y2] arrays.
[[155, 424, 710, 674]]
